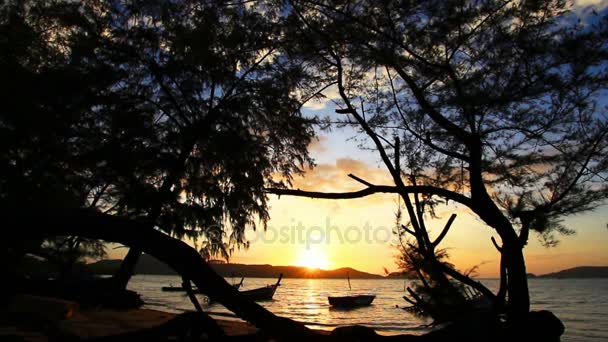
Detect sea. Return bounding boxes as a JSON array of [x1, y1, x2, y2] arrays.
[[128, 276, 608, 342]]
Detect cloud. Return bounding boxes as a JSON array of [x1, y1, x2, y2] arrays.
[[572, 0, 608, 17], [302, 85, 341, 111], [574, 0, 607, 7], [307, 136, 328, 155], [282, 157, 405, 209], [291, 157, 392, 193], [303, 99, 329, 111]]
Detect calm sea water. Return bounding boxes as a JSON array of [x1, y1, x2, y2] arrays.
[[128, 276, 608, 341]]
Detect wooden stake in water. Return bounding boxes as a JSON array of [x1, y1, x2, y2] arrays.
[[347, 272, 352, 291]]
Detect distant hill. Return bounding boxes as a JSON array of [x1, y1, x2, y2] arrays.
[[87, 254, 383, 279], [385, 271, 416, 279], [539, 266, 608, 279], [210, 263, 383, 279]]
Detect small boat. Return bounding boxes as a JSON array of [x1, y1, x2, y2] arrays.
[[239, 274, 282, 301], [161, 285, 193, 292], [162, 277, 244, 293], [328, 294, 376, 307], [328, 272, 375, 308]]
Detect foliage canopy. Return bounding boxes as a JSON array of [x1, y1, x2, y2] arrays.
[[0, 0, 316, 260]]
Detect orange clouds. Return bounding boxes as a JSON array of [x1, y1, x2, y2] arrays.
[[307, 136, 328, 155], [291, 158, 392, 192]]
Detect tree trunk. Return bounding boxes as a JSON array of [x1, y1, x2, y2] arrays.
[[112, 247, 142, 290], [468, 173, 531, 318], [484, 217, 530, 317], [503, 242, 530, 317], [111, 136, 197, 289]]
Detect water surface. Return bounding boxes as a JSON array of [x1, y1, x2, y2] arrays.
[[128, 276, 608, 341]]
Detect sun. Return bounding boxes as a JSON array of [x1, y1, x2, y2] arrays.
[[296, 248, 330, 270]]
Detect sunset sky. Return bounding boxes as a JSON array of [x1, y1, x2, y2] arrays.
[[229, 131, 608, 277]]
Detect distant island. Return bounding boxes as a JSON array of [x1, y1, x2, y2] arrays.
[[537, 266, 608, 279], [88, 254, 385, 279], [87, 256, 608, 279]]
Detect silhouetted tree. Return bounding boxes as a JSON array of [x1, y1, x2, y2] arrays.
[[1, 0, 316, 288], [273, 0, 608, 320], [0, 1, 122, 273]]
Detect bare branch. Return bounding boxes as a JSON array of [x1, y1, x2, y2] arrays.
[[348, 173, 373, 187], [335, 108, 354, 114], [432, 214, 457, 248], [267, 184, 473, 207], [385, 67, 470, 162], [390, 62, 472, 145], [491, 236, 503, 252], [402, 294, 418, 306], [400, 224, 416, 237], [548, 128, 608, 208], [89, 183, 110, 209], [436, 261, 496, 301], [298, 81, 338, 111], [394, 136, 401, 177]]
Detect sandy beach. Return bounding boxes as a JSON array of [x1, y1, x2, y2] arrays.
[[1, 296, 263, 341], [60, 308, 260, 338]]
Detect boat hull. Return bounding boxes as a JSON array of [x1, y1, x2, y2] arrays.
[[162, 283, 241, 293], [161, 286, 192, 292], [163, 274, 281, 302], [328, 295, 375, 307], [239, 285, 278, 301]]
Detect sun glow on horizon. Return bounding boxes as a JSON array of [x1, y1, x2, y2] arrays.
[[296, 248, 330, 270]]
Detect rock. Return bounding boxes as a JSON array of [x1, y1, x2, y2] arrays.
[[330, 325, 381, 341], [524, 310, 565, 341]]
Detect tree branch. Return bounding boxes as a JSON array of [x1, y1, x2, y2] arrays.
[[390, 62, 472, 145], [348, 173, 373, 187], [432, 214, 457, 248], [436, 262, 496, 301], [491, 236, 502, 252], [445, 63, 476, 134], [385, 67, 470, 162], [548, 128, 608, 208], [267, 184, 473, 207], [400, 224, 416, 237]]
